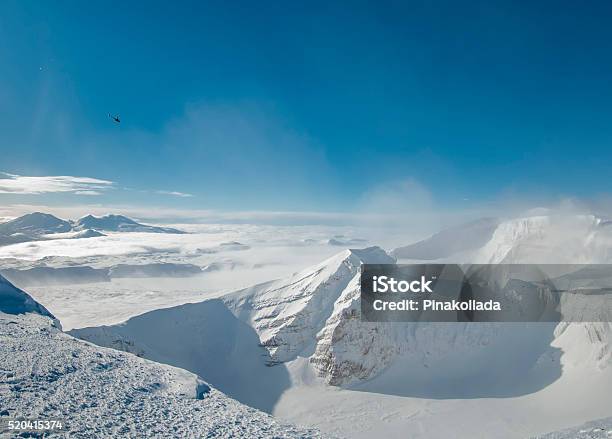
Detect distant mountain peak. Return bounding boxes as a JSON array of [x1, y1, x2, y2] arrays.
[[0, 212, 72, 236], [0, 212, 186, 247], [74, 214, 185, 234]]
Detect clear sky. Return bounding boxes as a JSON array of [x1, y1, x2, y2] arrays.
[[1, 0, 612, 215]]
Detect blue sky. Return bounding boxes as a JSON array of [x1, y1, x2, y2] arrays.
[[1, 0, 612, 215]]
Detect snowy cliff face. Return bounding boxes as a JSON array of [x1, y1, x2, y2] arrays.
[[309, 273, 400, 384], [220, 244, 548, 389], [309, 269, 559, 388], [554, 322, 612, 370], [220, 243, 543, 387], [224, 247, 395, 364]]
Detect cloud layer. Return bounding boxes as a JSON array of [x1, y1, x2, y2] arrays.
[[155, 190, 194, 198], [0, 172, 113, 195], [0, 171, 194, 200]]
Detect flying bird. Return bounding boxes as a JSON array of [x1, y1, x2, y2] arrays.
[[109, 114, 121, 124]]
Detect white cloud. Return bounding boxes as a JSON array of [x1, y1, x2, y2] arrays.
[[74, 190, 103, 196], [156, 190, 194, 198], [0, 172, 113, 195]]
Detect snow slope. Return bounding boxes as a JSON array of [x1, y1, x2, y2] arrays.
[[0, 313, 326, 439], [71, 299, 292, 413], [535, 417, 612, 438]]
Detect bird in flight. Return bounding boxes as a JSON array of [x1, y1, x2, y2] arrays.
[[109, 114, 121, 124]]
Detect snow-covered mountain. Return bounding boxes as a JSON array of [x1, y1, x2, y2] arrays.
[[392, 214, 612, 265], [71, 247, 395, 411], [218, 242, 603, 392], [74, 214, 186, 234], [224, 246, 394, 364], [0, 212, 72, 236], [473, 214, 612, 264], [0, 212, 186, 248]]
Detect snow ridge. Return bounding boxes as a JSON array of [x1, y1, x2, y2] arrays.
[[0, 274, 56, 321], [224, 246, 394, 364]]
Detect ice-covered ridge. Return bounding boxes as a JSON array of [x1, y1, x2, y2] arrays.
[[224, 246, 394, 363], [0, 274, 55, 319]]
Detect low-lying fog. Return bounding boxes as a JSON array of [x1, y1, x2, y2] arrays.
[[0, 223, 402, 329]]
